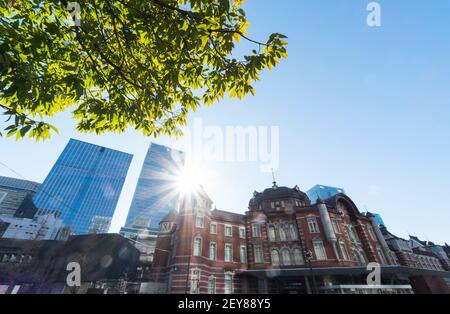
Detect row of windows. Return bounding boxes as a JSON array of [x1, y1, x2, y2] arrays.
[[270, 248, 304, 266], [198, 218, 376, 249], [307, 217, 341, 234], [267, 223, 298, 242], [414, 254, 444, 270], [190, 270, 233, 294], [267, 240, 361, 264], [193, 238, 266, 265], [306, 218, 379, 246], [1, 253, 33, 263], [218, 217, 376, 254], [195, 216, 246, 239], [194, 218, 383, 265], [193, 238, 380, 266], [313, 239, 368, 264], [193, 237, 247, 263], [257, 199, 308, 211]]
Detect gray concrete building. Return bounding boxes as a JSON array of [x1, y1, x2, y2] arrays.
[[0, 176, 39, 218]]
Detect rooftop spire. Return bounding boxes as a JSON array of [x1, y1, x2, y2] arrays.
[[271, 168, 278, 189]]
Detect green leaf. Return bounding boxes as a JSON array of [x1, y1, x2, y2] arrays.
[[0, 0, 287, 140]]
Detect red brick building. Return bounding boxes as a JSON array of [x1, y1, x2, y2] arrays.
[[149, 182, 447, 294]]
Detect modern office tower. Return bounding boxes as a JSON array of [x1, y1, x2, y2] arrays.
[[120, 143, 185, 238], [33, 139, 133, 235], [0, 176, 40, 218], [306, 184, 346, 203], [372, 213, 385, 226]]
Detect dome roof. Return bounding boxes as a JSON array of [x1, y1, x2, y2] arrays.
[[250, 184, 310, 206]]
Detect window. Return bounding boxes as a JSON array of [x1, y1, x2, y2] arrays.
[[293, 248, 304, 265], [209, 242, 217, 260], [240, 245, 247, 263], [193, 237, 202, 256], [0, 190, 7, 204], [367, 224, 377, 241], [271, 249, 280, 266], [377, 246, 387, 264], [224, 244, 233, 262], [208, 276, 216, 294], [270, 202, 275, 209], [307, 217, 319, 233], [268, 226, 276, 241], [281, 248, 291, 265], [239, 227, 246, 239], [331, 219, 340, 234], [279, 225, 287, 241], [339, 241, 350, 261], [289, 224, 298, 240], [252, 224, 261, 237], [254, 245, 263, 263], [195, 214, 204, 228], [210, 223, 217, 234], [224, 225, 232, 237], [346, 225, 359, 244], [160, 222, 171, 232], [354, 249, 367, 265], [190, 269, 200, 294], [313, 240, 327, 260], [224, 273, 233, 294]]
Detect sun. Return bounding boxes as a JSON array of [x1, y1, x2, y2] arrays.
[[175, 164, 209, 197]]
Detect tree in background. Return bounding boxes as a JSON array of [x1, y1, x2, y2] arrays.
[[0, 0, 287, 140]]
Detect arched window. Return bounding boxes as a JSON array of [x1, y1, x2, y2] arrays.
[[289, 224, 298, 240], [224, 273, 233, 294], [346, 225, 359, 244], [271, 249, 280, 266], [208, 276, 216, 294], [281, 248, 291, 265], [293, 248, 304, 265], [193, 236, 202, 256], [279, 225, 287, 241], [354, 249, 367, 265], [1, 254, 8, 263], [377, 246, 387, 265], [190, 269, 200, 294], [339, 241, 350, 261], [268, 225, 276, 241]]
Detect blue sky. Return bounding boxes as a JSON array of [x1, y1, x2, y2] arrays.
[[1, 0, 449, 243]]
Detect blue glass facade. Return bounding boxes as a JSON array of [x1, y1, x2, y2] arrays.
[[123, 143, 185, 233], [33, 139, 132, 235], [372, 213, 385, 226], [306, 184, 346, 203]]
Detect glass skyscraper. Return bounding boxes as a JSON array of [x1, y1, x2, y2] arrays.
[[121, 143, 185, 236], [33, 139, 133, 235], [306, 184, 346, 203]]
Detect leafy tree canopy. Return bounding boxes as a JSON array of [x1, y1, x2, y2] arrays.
[[0, 0, 287, 140]]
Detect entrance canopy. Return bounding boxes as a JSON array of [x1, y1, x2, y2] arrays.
[[236, 265, 450, 279]]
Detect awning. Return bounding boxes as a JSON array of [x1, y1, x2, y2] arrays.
[[236, 265, 450, 279]]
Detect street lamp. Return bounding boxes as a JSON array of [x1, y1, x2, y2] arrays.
[[304, 249, 317, 294]]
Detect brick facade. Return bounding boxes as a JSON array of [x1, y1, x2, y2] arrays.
[[151, 183, 403, 294]]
